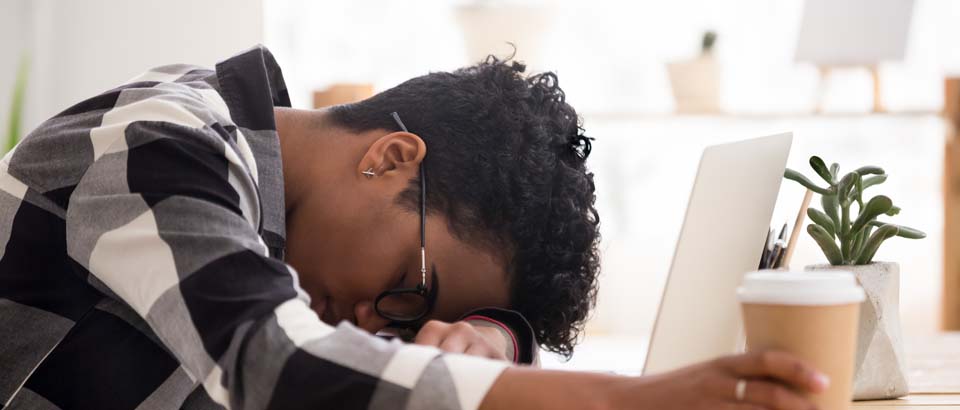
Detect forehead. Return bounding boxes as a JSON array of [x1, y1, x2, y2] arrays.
[[428, 221, 511, 321]]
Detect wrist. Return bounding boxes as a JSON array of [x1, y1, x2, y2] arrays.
[[464, 315, 518, 362], [457, 307, 538, 365]]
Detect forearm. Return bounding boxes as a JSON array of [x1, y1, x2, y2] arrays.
[[481, 351, 834, 410], [479, 367, 628, 410]]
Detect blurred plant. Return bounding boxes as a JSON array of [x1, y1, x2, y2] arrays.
[[5, 54, 28, 154], [701, 30, 717, 55], [784, 156, 925, 265]]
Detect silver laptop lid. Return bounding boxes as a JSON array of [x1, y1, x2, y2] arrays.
[[643, 133, 792, 375]]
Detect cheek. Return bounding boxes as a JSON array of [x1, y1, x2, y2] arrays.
[[325, 239, 405, 302], [285, 201, 412, 303]]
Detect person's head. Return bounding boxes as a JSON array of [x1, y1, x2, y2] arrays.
[[280, 56, 599, 357]]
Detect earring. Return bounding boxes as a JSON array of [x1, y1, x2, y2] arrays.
[[362, 168, 376, 179]]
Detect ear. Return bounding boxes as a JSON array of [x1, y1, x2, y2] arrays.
[[358, 131, 426, 179]]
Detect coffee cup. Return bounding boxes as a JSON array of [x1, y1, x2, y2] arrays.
[[737, 270, 865, 410]]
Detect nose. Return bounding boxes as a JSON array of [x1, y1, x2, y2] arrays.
[[354, 301, 391, 334]]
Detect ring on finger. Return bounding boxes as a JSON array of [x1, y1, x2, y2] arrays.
[[735, 379, 748, 401]]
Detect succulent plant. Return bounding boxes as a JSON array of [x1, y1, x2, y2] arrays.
[[701, 31, 717, 55], [784, 156, 925, 265]]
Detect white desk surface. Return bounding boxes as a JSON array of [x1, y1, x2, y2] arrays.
[[542, 333, 960, 408]]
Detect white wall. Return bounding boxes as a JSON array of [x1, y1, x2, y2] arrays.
[[0, 0, 30, 135], [265, 0, 960, 114], [0, 0, 264, 134]]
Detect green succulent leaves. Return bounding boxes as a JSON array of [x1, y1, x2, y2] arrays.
[[855, 224, 899, 265], [854, 166, 885, 176], [822, 192, 841, 228], [868, 220, 926, 239], [850, 195, 893, 235], [807, 208, 836, 237], [810, 156, 833, 183], [784, 157, 925, 266], [808, 224, 843, 265], [784, 169, 833, 195], [836, 172, 860, 204]]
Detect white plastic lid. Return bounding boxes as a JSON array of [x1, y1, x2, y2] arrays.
[[737, 270, 866, 306]]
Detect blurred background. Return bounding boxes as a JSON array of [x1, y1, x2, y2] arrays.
[[2, 0, 958, 373]]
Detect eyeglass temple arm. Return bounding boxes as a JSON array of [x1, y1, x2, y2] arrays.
[[390, 112, 428, 284]]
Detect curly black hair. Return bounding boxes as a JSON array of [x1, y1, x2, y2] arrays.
[[327, 56, 600, 358]]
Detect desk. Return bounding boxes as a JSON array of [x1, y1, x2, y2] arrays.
[[852, 333, 960, 409], [541, 333, 959, 408]]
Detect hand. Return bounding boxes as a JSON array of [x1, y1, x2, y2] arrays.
[[413, 320, 509, 361], [616, 350, 830, 410]]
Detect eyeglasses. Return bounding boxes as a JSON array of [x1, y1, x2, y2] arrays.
[[373, 112, 437, 328]]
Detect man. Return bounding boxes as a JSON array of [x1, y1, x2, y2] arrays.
[[0, 45, 826, 409]]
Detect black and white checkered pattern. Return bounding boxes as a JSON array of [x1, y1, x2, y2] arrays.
[[0, 45, 507, 410]]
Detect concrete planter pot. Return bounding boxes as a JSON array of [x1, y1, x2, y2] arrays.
[[454, 4, 556, 69], [667, 55, 721, 114], [805, 262, 909, 400]]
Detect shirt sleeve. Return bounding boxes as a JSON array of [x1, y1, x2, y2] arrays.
[[64, 106, 508, 410]]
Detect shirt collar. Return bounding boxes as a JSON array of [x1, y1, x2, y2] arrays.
[[214, 44, 292, 132], [212, 45, 291, 259]]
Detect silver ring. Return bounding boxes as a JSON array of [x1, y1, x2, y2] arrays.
[[735, 379, 748, 401]]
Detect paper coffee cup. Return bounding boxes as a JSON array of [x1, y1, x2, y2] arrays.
[[738, 271, 865, 410]]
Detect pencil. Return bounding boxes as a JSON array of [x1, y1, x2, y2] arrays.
[[760, 228, 774, 269], [781, 189, 814, 269]]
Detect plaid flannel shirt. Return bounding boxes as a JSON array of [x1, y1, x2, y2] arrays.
[[0, 45, 508, 410]]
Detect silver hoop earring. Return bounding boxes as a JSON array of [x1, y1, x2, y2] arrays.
[[362, 168, 376, 179]]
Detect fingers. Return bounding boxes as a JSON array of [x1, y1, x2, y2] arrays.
[[413, 320, 444, 346], [722, 378, 817, 410], [718, 404, 769, 410], [412, 320, 505, 360], [438, 325, 471, 353], [717, 351, 830, 394], [465, 343, 497, 359]]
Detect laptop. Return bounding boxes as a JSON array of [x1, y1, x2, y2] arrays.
[[642, 132, 793, 375]]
